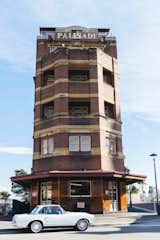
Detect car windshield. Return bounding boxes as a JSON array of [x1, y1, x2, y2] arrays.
[[31, 206, 41, 214]]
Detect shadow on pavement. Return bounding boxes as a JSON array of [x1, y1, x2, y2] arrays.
[[75, 214, 160, 235], [0, 227, 74, 235]]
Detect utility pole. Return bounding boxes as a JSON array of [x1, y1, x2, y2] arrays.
[[150, 153, 160, 215]]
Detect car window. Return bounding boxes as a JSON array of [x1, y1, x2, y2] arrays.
[[38, 207, 48, 214], [46, 206, 62, 214]]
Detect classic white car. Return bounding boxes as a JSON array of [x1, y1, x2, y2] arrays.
[[12, 204, 95, 233]]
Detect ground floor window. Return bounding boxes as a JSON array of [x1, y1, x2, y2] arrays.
[[40, 182, 52, 204], [108, 181, 119, 212], [70, 181, 91, 197]]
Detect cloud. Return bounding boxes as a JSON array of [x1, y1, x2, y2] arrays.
[[0, 146, 32, 155], [0, 185, 10, 192]]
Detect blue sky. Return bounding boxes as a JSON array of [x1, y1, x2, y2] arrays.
[[0, 0, 160, 192]]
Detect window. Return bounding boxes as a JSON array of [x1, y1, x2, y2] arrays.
[[41, 138, 54, 155], [39, 206, 62, 215], [104, 101, 115, 119], [69, 136, 79, 151], [80, 136, 91, 151], [42, 70, 54, 86], [70, 181, 91, 197], [69, 136, 91, 152], [42, 102, 54, 118], [40, 182, 52, 204], [69, 102, 90, 116], [69, 70, 89, 81], [103, 68, 114, 86], [106, 133, 117, 154]]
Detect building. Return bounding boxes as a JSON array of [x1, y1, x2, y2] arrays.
[[11, 26, 146, 213]]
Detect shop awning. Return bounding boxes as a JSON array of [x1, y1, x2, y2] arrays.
[[11, 170, 146, 187]]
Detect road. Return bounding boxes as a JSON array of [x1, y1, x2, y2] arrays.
[[0, 213, 160, 240]]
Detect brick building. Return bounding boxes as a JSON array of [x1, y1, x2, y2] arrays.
[[11, 26, 146, 213]]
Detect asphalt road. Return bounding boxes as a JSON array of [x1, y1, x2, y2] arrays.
[[0, 213, 160, 240]]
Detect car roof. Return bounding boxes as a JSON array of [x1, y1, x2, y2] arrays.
[[37, 204, 61, 207]]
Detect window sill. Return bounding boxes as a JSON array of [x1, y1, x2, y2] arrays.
[[41, 115, 54, 120], [70, 195, 91, 198], [69, 80, 90, 82], [69, 151, 91, 154], [40, 153, 54, 158], [40, 82, 54, 89]]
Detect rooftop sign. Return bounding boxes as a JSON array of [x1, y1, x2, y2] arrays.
[[55, 31, 104, 40]]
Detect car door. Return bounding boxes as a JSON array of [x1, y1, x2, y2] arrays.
[[43, 206, 69, 227]]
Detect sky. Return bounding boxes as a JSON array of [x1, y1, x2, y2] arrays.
[[0, 0, 160, 192]]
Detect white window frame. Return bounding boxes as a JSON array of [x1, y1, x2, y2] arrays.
[[80, 136, 91, 152], [70, 180, 91, 197], [69, 136, 79, 151], [106, 133, 117, 155], [41, 137, 54, 155], [69, 136, 91, 152]]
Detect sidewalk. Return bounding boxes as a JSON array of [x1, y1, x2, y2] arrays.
[[94, 212, 157, 226]]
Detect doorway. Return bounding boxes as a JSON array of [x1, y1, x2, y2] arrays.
[[40, 182, 52, 204], [109, 181, 119, 212]]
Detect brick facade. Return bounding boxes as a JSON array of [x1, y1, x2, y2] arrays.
[[11, 26, 146, 213]]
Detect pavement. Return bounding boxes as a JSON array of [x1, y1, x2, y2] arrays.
[[0, 212, 160, 240]]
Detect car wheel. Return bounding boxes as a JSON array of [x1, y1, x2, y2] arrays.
[[30, 221, 43, 233], [76, 219, 89, 231]]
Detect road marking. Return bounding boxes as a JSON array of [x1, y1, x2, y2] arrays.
[[132, 206, 155, 213]]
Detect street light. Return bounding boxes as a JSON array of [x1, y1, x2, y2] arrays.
[[150, 153, 160, 215]]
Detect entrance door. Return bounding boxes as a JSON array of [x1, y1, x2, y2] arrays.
[[40, 182, 52, 204], [109, 181, 119, 212]]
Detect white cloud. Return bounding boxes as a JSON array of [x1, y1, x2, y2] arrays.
[[0, 185, 9, 192], [0, 146, 32, 155]]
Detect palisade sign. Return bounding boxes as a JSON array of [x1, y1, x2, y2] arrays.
[[55, 31, 104, 40]]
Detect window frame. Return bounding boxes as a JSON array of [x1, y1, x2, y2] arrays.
[[103, 68, 114, 86], [69, 135, 91, 152], [105, 133, 117, 155], [69, 69, 89, 82], [41, 137, 54, 156], [104, 101, 115, 119], [42, 101, 54, 119], [69, 180, 91, 197], [69, 101, 90, 116], [40, 181, 52, 204], [42, 70, 54, 86]]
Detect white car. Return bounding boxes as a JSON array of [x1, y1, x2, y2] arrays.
[[12, 204, 95, 233]]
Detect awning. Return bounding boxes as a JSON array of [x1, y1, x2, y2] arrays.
[[11, 170, 146, 186]]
